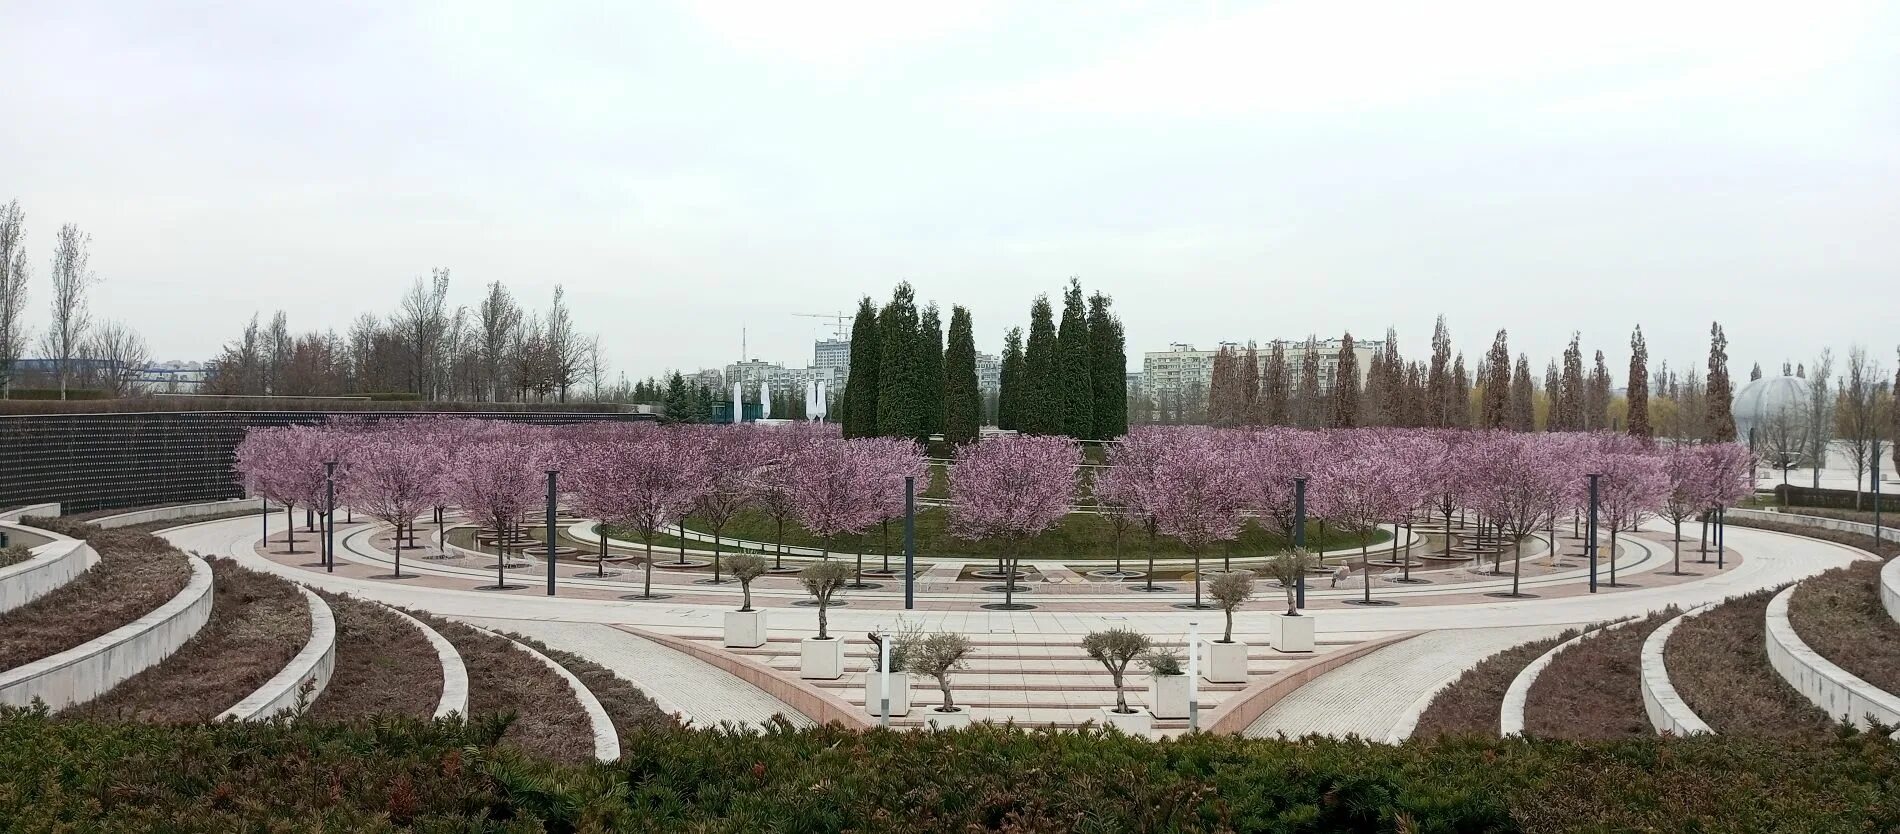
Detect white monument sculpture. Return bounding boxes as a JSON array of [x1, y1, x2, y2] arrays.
[[730, 380, 743, 424], [760, 379, 772, 419]]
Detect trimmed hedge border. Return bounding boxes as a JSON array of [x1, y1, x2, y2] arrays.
[[219, 585, 336, 721]]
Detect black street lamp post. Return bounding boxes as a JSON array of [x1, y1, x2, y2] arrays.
[[546, 470, 559, 596], [903, 476, 916, 610], [1586, 473, 1600, 593], [324, 461, 337, 574], [1294, 477, 1307, 609]]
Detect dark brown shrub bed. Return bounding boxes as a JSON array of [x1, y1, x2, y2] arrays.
[[67, 558, 309, 722], [1667, 587, 1835, 740], [0, 523, 190, 671], [402, 609, 597, 762], [1412, 628, 1583, 737], [501, 632, 678, 746], [304, 592, 442, 721], [1523, 609, 1676, 741], [1789, 562, 1900, 700]]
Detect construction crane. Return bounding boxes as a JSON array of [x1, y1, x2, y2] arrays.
[[792, 312, 850, 340]]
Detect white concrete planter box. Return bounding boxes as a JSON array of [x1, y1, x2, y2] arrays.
[[1100, 706, 1153, 735], [1275, 614, 1315, 653], [800, 637, 845, 680], [864, 671, 912, 717], [1203, 640, 1249, 683], [924, 706, 972, 729], [723, 609, 767, 648], [1148, 674, 1191, 719]]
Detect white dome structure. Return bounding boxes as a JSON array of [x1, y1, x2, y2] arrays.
[[1733, 375, 1812, 461]]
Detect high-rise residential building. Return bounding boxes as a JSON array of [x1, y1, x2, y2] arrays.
[[1140, 337, 1385, 402], [813, 338, 850, 382], [974, 351, 1001, 394]]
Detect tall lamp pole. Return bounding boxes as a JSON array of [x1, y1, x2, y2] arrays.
[[903, 476, 916, 611], [1586, 473, 1600, 593], [1294, 477, 1308, 609], [324, 461, 337, 573], [545, 469, 559, 596]]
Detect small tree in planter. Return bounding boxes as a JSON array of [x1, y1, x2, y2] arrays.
[[911, 631, 976, 728], [1263, 548, 1319, 652], [865, 620, 923, 717], [1141, 646, 1191, 719], [723, 553, 770, 648], [797, 560, 853, 679], [1205, 570, 1255, 682], [1084, 628, 1153, 733]]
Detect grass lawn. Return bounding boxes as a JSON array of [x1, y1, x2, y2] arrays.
[[664, 506, 1387, 561]]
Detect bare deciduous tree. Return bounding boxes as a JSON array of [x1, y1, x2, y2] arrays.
[[477, 280, 521, 401], [1834, 346, 1890, 508], [1806, 349, 1834, 489], [0, 200, 27, 398], [42, 223, 99, 400], [85, 321, 150, 397]]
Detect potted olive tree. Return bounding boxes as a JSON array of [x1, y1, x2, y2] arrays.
[[911, 631, 976, 729], [798, 561, 852, 679], [1084, 628, 1153, 734], [1264, 549, 1318, 653], [1205, 570, 1255, 682], [723, 554, 770, 648], [1143, 646, 1190, 720], [865, 621, 922, 718]]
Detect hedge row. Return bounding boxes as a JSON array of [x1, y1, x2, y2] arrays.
[[2, 710, 1896, 832]]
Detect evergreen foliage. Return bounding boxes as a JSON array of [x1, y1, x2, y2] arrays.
[[916, 303, 945, 440], [841, 297, 880, 438], [1019, 295, 1060, 435], [997, 327, 1024, 431], [1706, 321, 1737, 441], [1628, 326, 1652, 440], [1086, 291, 1127, 440], [1481, 329, 1511, 429], [942, 305, 981, 445], [875, 283, 922, 439], [1054, 279, 1094, 439]]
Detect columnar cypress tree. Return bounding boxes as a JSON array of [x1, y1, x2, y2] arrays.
[[1330, 332, 1360, 428], [1020, 295, 1059, 434], [1262, 340, 1289, 426], [997, 327, 1024, 430], [1480, 329, 1511, 429], [942, 305, 980, 445], [1055, 279, 1094, 438], [1295, 336, 1323, 428], [1509, 354, 1536, 431], [917, 303, 945, 441], [1558, 333, 1585, 431], [1706, 321, 1736, 441], [841, 297, 880, 438], [1628, 326, 1652, 440], [1087, 291, 1127, 440], [1450, 353, 1472, 428], [875, 283, 922, 439], [1426, 316, 1453, 427]]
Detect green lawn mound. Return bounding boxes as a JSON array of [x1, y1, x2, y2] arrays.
[[3, 712, 1895, 831], [649, 507, 1389, 562]]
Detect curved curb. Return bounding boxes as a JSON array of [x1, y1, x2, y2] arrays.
[[0, 539, 98, 614], [1882, 557, 1899, 627], [0, 503, 60, 524], [1765, 584, 1900, 738], [1500, 616, 1639, 736], [1641, 604, 1714, 736], [622, 626, 870, 729], [375, 603, 469, 719], [93, 499, 268, 530], [1209, 630, 1423, 735], [468, 625, 621, 762], [221, 585, 336, 721], [0, 552, 215, 711]]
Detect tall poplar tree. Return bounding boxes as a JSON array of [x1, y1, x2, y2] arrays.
[[841, 296, 880, 438], [1240, 341, 1261, 425], [1330, 332, 1360, 428], [1705, 321, 1736, 441], [917, 302, 945, 440], [997, 327, 1024, 430], [1543, 359, 1561, 430], [1449, 354, 1472, 428], [1262, 340, 1290, 426], [1558, 333, 1586, 431], [942, 305, 981, 445], [1020, 295, 1060, 434], [1209, 345, 1239, 426], [1295, 336, 1323, 428], [1587, 350, 1611, 430], [1627, 325, 1652, 440], [1426, 316, 1453, 427], [1087, 291, 1127, 440], [875, 282, 922, 439], [1509, 354, 1536, 431], [1480, 329, 1511, 429], [1055, 278, 1094, 438]]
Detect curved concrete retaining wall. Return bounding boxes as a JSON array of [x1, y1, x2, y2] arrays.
[[1764, 584, 1900, 737], [0, 503, 61, 523], [470, 625, 620, 762], [1641, 605, 1714, 736], [0, 552, 215, 710], [1204, 630, 1422, 735], [1728, 508, 1899, 625], [93, 499, 268, 530], [378, 603, 469, 719], [1884, 558, 1900, 627], [1501, 617, 1639, 736], [0, 539, 99, 614], [221, 585, 337, 721]]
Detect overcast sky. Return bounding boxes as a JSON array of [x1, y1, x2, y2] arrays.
[[4, 1, 1896, 384]]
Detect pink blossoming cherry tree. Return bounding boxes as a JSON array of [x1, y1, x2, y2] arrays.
[[949, 434, 1080, 610]]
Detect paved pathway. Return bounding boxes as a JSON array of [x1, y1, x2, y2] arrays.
[[452, 617, 812, 730], [1243, 625, 1569, 742]]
